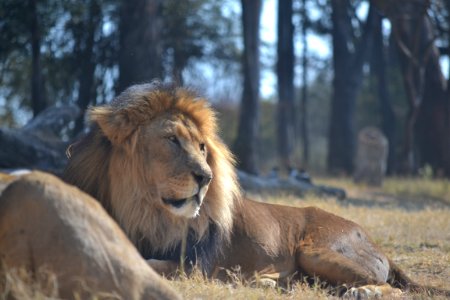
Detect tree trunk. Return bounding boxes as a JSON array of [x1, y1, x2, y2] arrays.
[[117, 0, 163, 93], [277, 0, 295, 171], [172, 41, 186, 86], [327, 1, 375, 174], [374, 0, 450, 176], [233, 0, 262, 175], [446, 1, 450, 176], [29, 0, 47, 117], [74, 0, 101, 134], [372, 11, 397, 174], [418, 27, 450, 175], [300, 0, 309, 166]]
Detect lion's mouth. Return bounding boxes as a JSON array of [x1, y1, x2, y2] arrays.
[[162, 194, 200, 208]]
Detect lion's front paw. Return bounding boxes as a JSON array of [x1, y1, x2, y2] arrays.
[[343, 284, 402, 299], [251, 277, 278, 289]]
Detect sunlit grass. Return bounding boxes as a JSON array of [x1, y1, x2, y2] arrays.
[[316, 176, 450, 204], [170, 270, 329, 300], [383, 177, 450, 203]]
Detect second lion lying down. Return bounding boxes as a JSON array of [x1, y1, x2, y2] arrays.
[[63, 82, 447, 297]]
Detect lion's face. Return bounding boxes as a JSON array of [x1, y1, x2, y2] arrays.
[[137, 113, 212, 218]]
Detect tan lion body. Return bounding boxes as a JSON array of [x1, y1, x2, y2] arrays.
[[63, 82, 448, 297], [0, 171, 180, 300], [216, 201, 390, 286]]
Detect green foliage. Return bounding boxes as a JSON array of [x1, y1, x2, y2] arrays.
[[418, 164, 434, 179], [0, 0, 241, 126], [162, 0, 240, 69]]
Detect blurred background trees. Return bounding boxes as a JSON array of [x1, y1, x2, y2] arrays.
[[0, 0, 449, 177], [232, 0, 261, 175]]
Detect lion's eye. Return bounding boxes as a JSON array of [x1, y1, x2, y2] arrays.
[[168, 136, 180, 146], [199, 143, 206, 153]]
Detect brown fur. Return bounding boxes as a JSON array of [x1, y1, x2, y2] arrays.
[[64, 82, 449, 297], [0, 171, 181, 300]]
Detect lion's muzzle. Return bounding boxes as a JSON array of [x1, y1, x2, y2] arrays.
[[162, 193, 204, 218], [162, 194, 201, 207], [162, 197, 188, 208]]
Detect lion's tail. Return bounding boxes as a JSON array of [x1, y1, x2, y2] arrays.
[[388, 259, 450, 297]]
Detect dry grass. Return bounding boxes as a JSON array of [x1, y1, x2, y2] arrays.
[[171, 271, 330, 300], [318, 177, 450, 205], [0, 266, 59, 300], [2, 177, 449, 299]]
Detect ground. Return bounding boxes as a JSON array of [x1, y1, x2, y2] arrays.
[[171, 177, 450, 299], [2, 177, 449, 299]]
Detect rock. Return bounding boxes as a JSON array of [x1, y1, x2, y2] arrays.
[[22, 104, 80, 142], [354, 127, 388, 186], [0, 104, 80, 173], [0, 171, 181, 300]]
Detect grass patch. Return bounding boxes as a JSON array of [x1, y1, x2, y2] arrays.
[[170, 270, 329, 300], [317, 176, 450, 204], [382, 178, 450, 204]]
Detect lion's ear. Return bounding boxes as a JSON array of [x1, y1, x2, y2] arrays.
[[89, 106, 136, 145]]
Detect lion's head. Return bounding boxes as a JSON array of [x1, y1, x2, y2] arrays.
[[63, 82, 240, 256]]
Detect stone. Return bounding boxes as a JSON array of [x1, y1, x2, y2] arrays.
[[354, 127, 388, 186]]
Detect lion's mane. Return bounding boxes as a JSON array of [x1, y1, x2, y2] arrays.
[[63, 83, 241, 271]]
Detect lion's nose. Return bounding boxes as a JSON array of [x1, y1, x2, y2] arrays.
[[193, 172, 213, 187]]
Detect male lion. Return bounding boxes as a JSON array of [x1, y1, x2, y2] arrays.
[[63, 82, 448, 297]]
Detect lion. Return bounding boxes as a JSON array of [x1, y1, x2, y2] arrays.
[[63, 82, 449, 297], [0, 171, 181, 300]]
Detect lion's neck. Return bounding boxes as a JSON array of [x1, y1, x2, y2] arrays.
[[108, 182, 219, 254]]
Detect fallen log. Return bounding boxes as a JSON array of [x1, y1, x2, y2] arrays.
[[237, 170, 346, 200]]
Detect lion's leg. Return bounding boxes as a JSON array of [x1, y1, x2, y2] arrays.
[[297, 247, 383, 286], [297, 248, 401, 297]]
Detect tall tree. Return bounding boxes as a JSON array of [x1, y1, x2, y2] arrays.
[[233, 0, 262, 175], [327, 1, 375, 174], [117, 0, 163, 93], [29, 0, 47, 117], [74, 0, 102, 133], [372, 10, 397, 174], [163, 1, 202, 85], [277, 0, 295, 171], [374, 0, 450, 176], [300, 0, 309, 165]]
